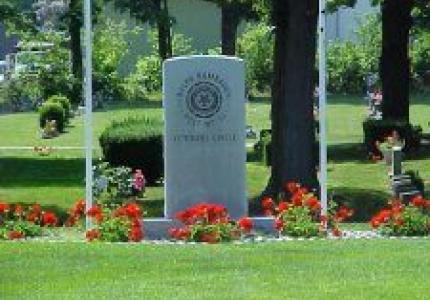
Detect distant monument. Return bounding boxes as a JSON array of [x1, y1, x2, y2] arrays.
[[163, 56, 247, 219]]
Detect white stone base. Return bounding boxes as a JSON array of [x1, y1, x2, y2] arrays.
[[143, 217, 276, 240]]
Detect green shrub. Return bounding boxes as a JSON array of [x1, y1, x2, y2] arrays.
[[327, 14, 381, 94], [39, 102, 66, 132], [253, 129, 272, 166], [411, 30, 430, 90], [47, 95, 72, 121], [362, 119, 422, 155], [237, 23, 274, 94], [99, 117, 163, 185]]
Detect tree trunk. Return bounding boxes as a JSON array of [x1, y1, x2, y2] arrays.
[[380, 0, 413, 122], [68, 0, 82, 104], [221, 4, 239, 55], [157, 0, 172, 60], [265, 0, 318, 195]]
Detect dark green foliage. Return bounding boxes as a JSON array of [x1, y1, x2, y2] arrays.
[[253, 129, 272, 166], [99, 117, 163, 185], [39, 102, 65, 132], [404, 170, 425, 194], [362, 119, 422, 155], [47, 95, 72, 121]]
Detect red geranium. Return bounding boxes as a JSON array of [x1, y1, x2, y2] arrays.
[[0, 202, 9, 214], [14, 204, 23, 217], [42, 211, 58, 227], [278, 201, 290, 212], [128, 225, 143, 242], [274, 218, 284, 232], [238, 217, 253, 233], [86, 229, 100, 241], [125, 203, 141, 219], [411, 195, 426, 208], [87, 206, 103, 223]]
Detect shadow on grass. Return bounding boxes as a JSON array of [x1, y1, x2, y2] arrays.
[[0, 156, 84, 188], [98, 100, 162, 112], [330, 187, 390, 222], [406, 144, 430, 161], [328, 142, 368, 163]]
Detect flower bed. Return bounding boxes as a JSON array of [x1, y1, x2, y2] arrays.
[[370, 195, 430, 236], [0, 202, 58, 240], [168, 203, 253, 243], [261, 182, 353, 237]]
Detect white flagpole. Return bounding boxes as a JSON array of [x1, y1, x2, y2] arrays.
[[318, 0, 328, 218], [84, 0, 93, 229]]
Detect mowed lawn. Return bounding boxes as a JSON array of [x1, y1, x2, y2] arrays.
[[1, 239, 430, 300], [0, 95, 429, 218]]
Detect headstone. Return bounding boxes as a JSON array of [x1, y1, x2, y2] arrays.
[[391, 146, 402, 176], [163, 56, 247, 219]]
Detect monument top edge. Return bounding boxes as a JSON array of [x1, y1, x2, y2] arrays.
[[165, 55, 244, 63]]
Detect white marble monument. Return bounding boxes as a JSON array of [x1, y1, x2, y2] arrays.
[[163, 56, 247, 219]]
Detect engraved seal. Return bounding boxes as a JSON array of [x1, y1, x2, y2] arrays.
[[185, 81, 222, 119]]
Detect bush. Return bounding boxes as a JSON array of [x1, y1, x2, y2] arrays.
[[169, 203, 253, 243], [370, 197, 430, 236], [327, 15, 381, 94], [253, 129, 272, 166], [47, 95, 72, 121], [99, 117, 163, 184], [237, 23, 274, 95], [39, 101, 65, 132], [363, 119, 422, 156]]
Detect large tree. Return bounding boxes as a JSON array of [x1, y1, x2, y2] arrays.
[[108, 0, 172, 60], [203, 0, 258, 55], [265, 0, 319, 193], [328, 0, 430, 122], [0, 0, 35, 32], [380, 0, 413, 122]]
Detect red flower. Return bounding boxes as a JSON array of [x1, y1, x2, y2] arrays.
[[274, 218, 284, 231], [42, 211, 58, 227], [0, 202, 10, 214], [332, 227, 342, 237], [113, 206, 127, 218], [72, 199, 86, 216], [26, 212, 40, 223], [334, 206, 354, 222], [125, 203, 141, 219], [411, 195, 425, 207], [291, 192, 303, 207], [87, 206, 103, 223], [86, 229, 100, 241], [426, 200, 430, 210], [278, 201, 290, 212], [30, 203, 41, 214], [284, 181, 300, 194], [14, 204, 23, 216], [305, 197, 320, 211], [238, 217, 253, 233], [168, 227, 191, 240], [261, 197, 274, 210], [8, 230, 24, 240], [128, 226, 143, 242]]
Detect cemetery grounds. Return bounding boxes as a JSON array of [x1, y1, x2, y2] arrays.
[[0, 94, 430, 299]]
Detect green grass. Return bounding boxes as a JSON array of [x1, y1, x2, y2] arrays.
[[0, 95, 429, 218], [1, 239, 430, 299]]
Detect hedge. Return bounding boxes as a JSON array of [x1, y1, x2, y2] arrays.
[[99, 117, 163, 185], [39, 102, 66, 133]]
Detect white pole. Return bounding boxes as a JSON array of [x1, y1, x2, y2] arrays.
[[318, 0, 328, 218], [84, 0, 93, 229]]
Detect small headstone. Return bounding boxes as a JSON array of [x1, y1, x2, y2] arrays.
[[163, 56, 247, 219], [391, 146, 402, 176]]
